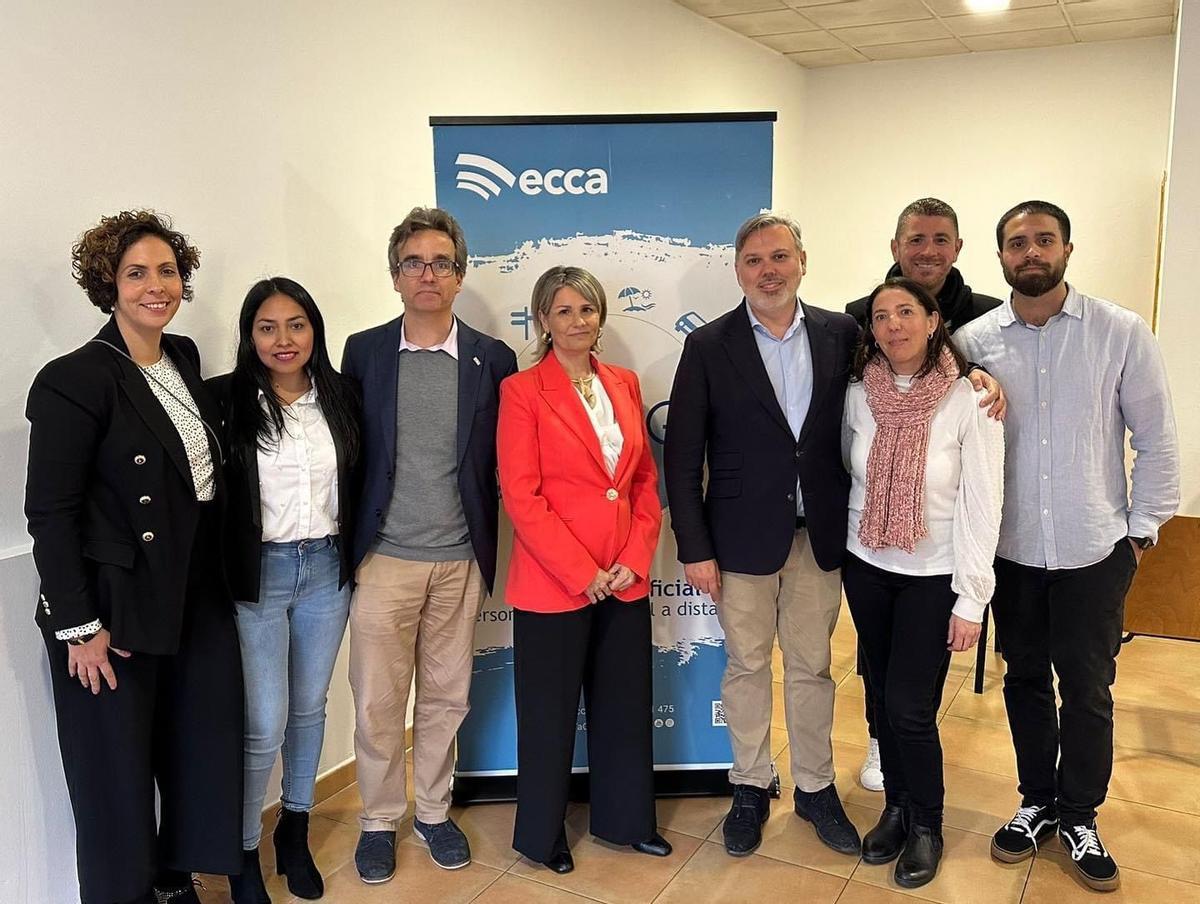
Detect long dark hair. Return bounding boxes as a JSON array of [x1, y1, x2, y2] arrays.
[[851, 276, 967, 382], [227, 277, 360, 469]]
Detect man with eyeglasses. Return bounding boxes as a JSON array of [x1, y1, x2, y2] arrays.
[[341, 206, 517, 881]]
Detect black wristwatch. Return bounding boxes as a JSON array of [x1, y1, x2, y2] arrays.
[[1129, 536, 1154, 551], [67, 630, 101, 646]]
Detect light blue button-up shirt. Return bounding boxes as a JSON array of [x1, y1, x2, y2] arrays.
[[747, 300, 813, 517], [955, 286, 1179, 569]]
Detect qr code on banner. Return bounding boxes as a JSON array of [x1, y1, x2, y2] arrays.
[[711, 700, 727, 727]]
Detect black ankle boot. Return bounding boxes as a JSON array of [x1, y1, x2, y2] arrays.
[[273, 808, 324, 899], [895, 823, 943, 889], [862, 804, 908, 864], [153, 869, 200, 903], [229, 847, 272, 904]]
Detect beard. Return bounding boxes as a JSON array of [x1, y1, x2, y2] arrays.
[[1003, 259, 1066, 297]]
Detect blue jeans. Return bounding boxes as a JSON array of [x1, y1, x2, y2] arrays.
[[235, 536, 351, 849]]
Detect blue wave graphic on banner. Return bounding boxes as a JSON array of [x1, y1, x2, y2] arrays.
[[434, 121, 773, 256]]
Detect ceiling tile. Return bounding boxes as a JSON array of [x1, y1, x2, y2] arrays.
[[785, 47, 870, 67], [859, 37, 970, 60], [833, 18, 953, 47], [712, 8, 817, 34], [758, 30, 844, 51], [1075, 15, 1175, 40], [922, 0, 1055, 15], [799, 0, 932, 30], [945, 5, 1067, 36], [1065, 0, 1176, 25], [960, 25, 1076, 50], [674, 0, 786, 16]]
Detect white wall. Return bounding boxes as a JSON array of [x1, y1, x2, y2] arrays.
[[1158, 4, 1200, 516], [797, 37, 1175, 320], [0, 2, 807, 901]]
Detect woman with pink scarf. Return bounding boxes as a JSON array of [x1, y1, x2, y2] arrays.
[[841, 276, 1004, 889]]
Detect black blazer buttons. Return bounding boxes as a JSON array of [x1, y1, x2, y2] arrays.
[[133, 454, 147, 465], [141, 531, 155, 542], [139, 495, 152, 505]]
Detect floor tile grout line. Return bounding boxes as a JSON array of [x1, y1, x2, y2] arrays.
[[649, 837, 715, 904]]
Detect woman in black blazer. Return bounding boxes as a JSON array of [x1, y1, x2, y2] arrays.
[[24, 211, 242, 904], [207, 277, 360, 904]]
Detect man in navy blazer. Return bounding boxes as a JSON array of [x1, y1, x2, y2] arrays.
[[341, 207, 517, 880], [665, 213, 861, 859]]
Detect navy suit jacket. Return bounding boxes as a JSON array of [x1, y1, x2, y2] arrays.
[[664, 300, 858, 575], [341, 315, 517, 592]]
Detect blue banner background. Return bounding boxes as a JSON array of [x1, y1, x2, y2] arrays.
[[435, 116, 773, 776]]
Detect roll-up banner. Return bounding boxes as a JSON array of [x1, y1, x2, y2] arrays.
[[432, 113, 775, 800]]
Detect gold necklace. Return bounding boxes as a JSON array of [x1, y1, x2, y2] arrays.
[[571, 372, 597, 409]]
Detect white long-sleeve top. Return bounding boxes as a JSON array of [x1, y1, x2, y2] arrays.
[[257, 387, 340, 542], [842, 375, 1005, 622]]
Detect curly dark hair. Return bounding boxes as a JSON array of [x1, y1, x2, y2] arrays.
[[71, 210, 201, 313]]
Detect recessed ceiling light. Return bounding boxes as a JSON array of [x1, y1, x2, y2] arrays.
[[966, 0, 1010, 11]]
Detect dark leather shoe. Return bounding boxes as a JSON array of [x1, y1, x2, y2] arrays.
[[631, 831, 672, 857], [355, 830, 397, 884], [793, 784, 862, 855], [543, 850, 575, 874], [895, 823, 943, 889], [723, 784, 771, 856], [274, 808, 323, 898], [229, 847, 272, 904], [862, 804, 909, 865]]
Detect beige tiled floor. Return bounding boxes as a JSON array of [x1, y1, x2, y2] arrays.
[[199, 602, 1200, 903]]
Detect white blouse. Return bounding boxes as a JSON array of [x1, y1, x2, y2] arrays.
[[842, 375, 1005, 622], [574, 374, 624, 476], [256, 387, 340, 542], [140, 354, 215, 501]]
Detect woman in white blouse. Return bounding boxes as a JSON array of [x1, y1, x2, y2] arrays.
[[841, 277, 1004, 889], [497, 266, 669, 874], [208, 278, 360, 904]]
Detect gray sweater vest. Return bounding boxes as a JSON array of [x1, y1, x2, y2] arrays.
[[374, 350, 473, 562]]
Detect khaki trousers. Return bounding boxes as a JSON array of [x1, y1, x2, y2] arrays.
[[717, 529, 842, 793], [349, 553, 485, 829]]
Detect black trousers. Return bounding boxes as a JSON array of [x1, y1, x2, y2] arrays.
[[46, 505, 243, 904], [860, 644, 879, 739], [843, 555, 956, 828], [512, 596, 656, 862], [991, 541, 1136, 826]]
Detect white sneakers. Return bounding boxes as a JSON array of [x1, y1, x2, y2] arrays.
[[859, 737, 885, 792]]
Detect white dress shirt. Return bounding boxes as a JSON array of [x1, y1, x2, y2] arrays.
[[843, 376, 1006, 622], [400, 316, 459, 358], [257, 387, 340, 542]]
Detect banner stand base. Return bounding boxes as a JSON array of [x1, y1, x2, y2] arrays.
[[452, 768, 740, 805]]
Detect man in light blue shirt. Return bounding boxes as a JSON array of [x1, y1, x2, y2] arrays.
[[955, 200, 1179, 893]]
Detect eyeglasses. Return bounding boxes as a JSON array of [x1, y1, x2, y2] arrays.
[[396, 257, 458, 278]]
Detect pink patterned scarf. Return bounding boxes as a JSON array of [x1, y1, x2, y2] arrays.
[[857, 349, 959, 553]]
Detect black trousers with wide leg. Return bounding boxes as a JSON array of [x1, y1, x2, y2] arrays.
[[45, 504, 243, 904], [512, 596, 656, 863]]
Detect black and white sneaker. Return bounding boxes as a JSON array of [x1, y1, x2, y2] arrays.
[[1058, 821, 1120, 891], [990, 804, 1058, 863]]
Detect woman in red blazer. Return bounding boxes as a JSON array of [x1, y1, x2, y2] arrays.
[[498, 265, 670, 874]]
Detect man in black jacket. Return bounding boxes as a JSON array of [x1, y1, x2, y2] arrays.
[[844, 197, 1002, 794], [846, 197, 1002, 332], [665, 213, 862, 859]]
